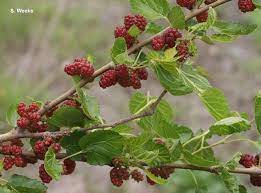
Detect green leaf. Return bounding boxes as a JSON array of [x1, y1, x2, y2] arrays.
[[114, 52, 134, 64], [8, 174, 47, 193], [47, 106, 85, 128], [154, 64, 193, 96], [200, 35, 214, 45], [211, 34, 237, 43], [0, 159, 3, 172], [255, 91, 261, 134], [177, 65, 211, 94], [183, 150, 218, 167], [214, 21, 257, 35], [210, 117, 250, 136], [111, 38, 127, 63], [60, 131, 85, 161], [253, 0, 261, 8], [0, 186, 15, 193], [145, 22, 164, 34], [239, 185, 247, 193], [129, 92, 173, 120], [112, 124, 133, 134], [199, 88, 230, 120], [44, 148, 63, 181], [130, 0, 170, 20], [144, 169, 168, 184], [73, 77, 101, 120], [224, 152, 242, 170], [6, 104, 19, 127], [79, 130, 124, 165], [206, 7, 217, 27], [219, 169, 240, 193], [169, 140, 182, 161], [128, 25, 141, 37], [168, 6, 185, 29]]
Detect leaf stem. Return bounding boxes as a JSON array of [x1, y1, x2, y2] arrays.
[[183, 130, 210, 147]]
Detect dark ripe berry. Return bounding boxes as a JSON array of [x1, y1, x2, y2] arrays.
[[135, 68, 148, 80], [38, 123, 48, 132], [152, 36, 165, 51], [205, 0, 217, 4], [99, 69, 117, 89], [131, 169, 144, 182], [51, 143, 61, 153], [0, 145, 11, 154], [163, 28, 182, 48], [124, 14, 147, 31], [176, 40, 191, 62], [39, 164, 52, 183], [115, 64, 129, 80], [34, 141, 47, 156], [3, 156, 15, 170], [176, 0, 196, 9], [43, 136, 54, 147], [146, 166, 174, 185], [14, 156, 27, 167], [124, 14, 136, 30], [64, 63, 78, 76], [62, 159, 76, 175], [238, 0, 256, 12], [10, 145, 22, 155], [196, 11, 208, 23], [250, 175, 261, 187], [27, 112, 41, 123], [62, 99, 79, 107], [134, 15, 147, 31], [17, 102, 27, 117], [118, 78, 132, 87], [27, 102, 40, 113], [64, 58, 94, 78], [239, 154, 255, 168], [17, 117, 30, 129], [159, 166, 175, 179], [130, 71, 141, 89], [114, 26, 127, 38], [111, 177, 124, 187], [79, 62, 95, 78], [114, 26, 135, 48], [11, 139, 23, 147], [110, 167, 129, 186], [146, 176, 156, 185]]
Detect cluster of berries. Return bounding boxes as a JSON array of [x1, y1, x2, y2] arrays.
[[17, 102, 47, 132], [109, 158, 144, 186], [152, 29, 193, 62], [64, 58, 95, 78], [39, 158, 76, 184], [99, 64, 148, 89], [146, 166, 175, 185], [239, 154, 261, 187], [33, 136, 61, 159], [114, 14, 147, 48], [238, 0, 256, 12], [0, 139, 28, 170]]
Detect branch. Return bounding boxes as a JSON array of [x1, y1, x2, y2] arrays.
[[0, 0, 233, 143], [0, 90, 167, 142], [6, 150, 261, 176]]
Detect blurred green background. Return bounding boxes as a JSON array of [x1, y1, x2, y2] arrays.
[[0, 0, 260, 192]]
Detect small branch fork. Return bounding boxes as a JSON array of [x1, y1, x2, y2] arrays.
[[2, 0, 259, 177]]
